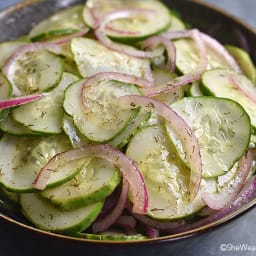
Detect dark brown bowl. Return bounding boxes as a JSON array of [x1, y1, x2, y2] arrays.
[[0, 1, 256, 255]]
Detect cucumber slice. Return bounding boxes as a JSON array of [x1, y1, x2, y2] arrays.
[[168, 12, 186, 31], [41, 158, 121, 210], [201, 69, 256, 132], [174, 38, 235, 75], [83, 0, 171, 41], [250, 134, 256, 148], [8, 50, 63, 95], [63, 109, 148, 149], [12, 73, 78, 134], [20, 193, 103, 234], [0, 134, 71, 192], [152, 69, 183, 105], [167, 97, 251, 178], [140, 69, 183, 128], [226, 45, 256, 84], [0, 73, 12, 122], [0, 186, 19, 204], [62, 56, 82, 77], [29, 5, 87, 41], [152, 68, 176, 86], [64, 79, 141, 142], [76, 232, 147, 241], [70, 37, 151, 78], [126, 125, 216, 220], [189, 82, 204, 96], [217, 162, 238, 191], [0, 114, 35, 135], [63, 114, 92, 148], [0, 41, 27, 69], [108, 108, 150, 149]]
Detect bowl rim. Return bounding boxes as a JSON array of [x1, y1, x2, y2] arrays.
[[0, 0, 256, 245], [192, 0, 256, 34]]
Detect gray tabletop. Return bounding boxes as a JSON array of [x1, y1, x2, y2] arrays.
[[0, 1, 256, 256]]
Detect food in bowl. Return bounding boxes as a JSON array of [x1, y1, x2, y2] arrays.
[[0, 0, 256, 241]]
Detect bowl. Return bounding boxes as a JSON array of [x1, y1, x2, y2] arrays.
[[0, 1, 256, 255]]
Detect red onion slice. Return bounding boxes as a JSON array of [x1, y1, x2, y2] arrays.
[[34, 144, 148, 214], [94, 9, 154, 58], [144, 29, 207, 97], [127, 203, 186, 232], [116, 95, 202, 200], [200, 32, 242, 73], [161, 29, 191, 40], [190, 29, 208, 72], [90, 7, 140, 35], [134, 213, 185, 233], [0, 93, 47, 110], [144, 73, 200, 97], [143, 226, 159, 238], [3, 42, 62, 96], [202, 150, 254, 210], [229, 74, 256, 104], [161, 29, 207, 72], [142, 35, 177, 73], [114, 215, 137, 234], [233, 176, 256, 208], [163, 30, 241, 72], [92, 179, 129, 233]]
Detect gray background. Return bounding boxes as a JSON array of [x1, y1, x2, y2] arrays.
[[0, 1, 255, 256]]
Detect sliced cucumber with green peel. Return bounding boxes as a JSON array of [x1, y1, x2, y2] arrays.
[[250, 134, 256, 148], [64, 78, 141, 142], [189, 82, 204, 96], [70, 37, 151, 78], [201, 69, 256, 132], [29, 5, 87, 41], [0, 73, 12, 122], [226, 45, 256, 84], [108, 108, 150, 149], [63, 114, 92, 148], [0, 134, 71, 192], [152, 69, 183, 105], [41, 158, 121, 210], [83, 0, 171, 41], [63, 109, 148, 149], [174, 38, 235, 75], [168, 12, 186, 30], [0, 41, 27, 69], [76, 232, 147, 241], [20, 193, 103, 234], [0, 114, 35, 135], [217, 162, 238, 191], [12, 72, 78, 134], [0, 186, 19, 204], [126, 125, 216, 220], [152, 68, 176, 86], [8, 50, 63, 95], [61, 55, 82, 77], [167, 97, 251, 178]]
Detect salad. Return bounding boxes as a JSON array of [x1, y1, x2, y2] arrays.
[[0, 0, 256, 241]]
